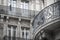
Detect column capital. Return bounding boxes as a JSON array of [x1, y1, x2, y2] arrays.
[[19, 18, 21, 21], [7, 17, 9, 20], [1, 15, 4, 18]]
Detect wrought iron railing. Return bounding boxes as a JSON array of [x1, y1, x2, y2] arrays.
[[33, 1, 60, 33], [3, 36, 32, 40], [0, 5, 37, 18]]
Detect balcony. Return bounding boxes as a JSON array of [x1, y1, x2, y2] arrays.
[[3, 36, 32, 40], [0, 5, 36, 19], [32, 1, 60, 36]]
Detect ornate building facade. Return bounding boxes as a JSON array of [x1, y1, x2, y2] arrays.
[[32, 0, 60, 40], [0, 0, 60, 40], [0, 0, 41, 40]]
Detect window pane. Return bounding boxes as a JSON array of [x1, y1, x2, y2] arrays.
[[24, 3, 29, 9], [22, 32, 24, 38], [9, 30, 11, 40], [20, 3, 24, 8], [12, 27, 16, 40], [20, 2, 29, 9], [13, 30, 16, 37], [26, 32, 28, 37], [10, 5, 12, 11], [8, 26, 16, 40], [26, 31, 30, 39]]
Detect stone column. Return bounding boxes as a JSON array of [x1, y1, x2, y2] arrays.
[[30, 19, 33, 39], [17, 18, 21, 40], [3, 16, 9, 40]]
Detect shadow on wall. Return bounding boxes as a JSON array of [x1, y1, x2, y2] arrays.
[[41, 37, 48, 40]]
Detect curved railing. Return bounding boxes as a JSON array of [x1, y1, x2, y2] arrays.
[[32, 1, 60, 34]]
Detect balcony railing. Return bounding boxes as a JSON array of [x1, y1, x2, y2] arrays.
[[0, 5, 37, 18], [33, 1, 60, 33], [3, 36, 32, 40]]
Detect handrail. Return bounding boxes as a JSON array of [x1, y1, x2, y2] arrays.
[[33, 1, 60, 23], [33, 1, 60, 32]]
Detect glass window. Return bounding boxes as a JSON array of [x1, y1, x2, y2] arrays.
[[20, 2, 29, 17], [20, 3, 24, 9], [10, 5, 12, 11], [26, 32, 28, 36], [13, 31, 16, 40], [26, 31, 29, 39], [20, 2, 29, 9], [8, 28, 11, 40], [20, 1, 29, 17], [30, 4, 34, 10], [7, 25, 16, 40], [22, 32, 24, 38], [24, 3, 29, 9], [8, 0, 16, 15], [21, 27, 30, 39]]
